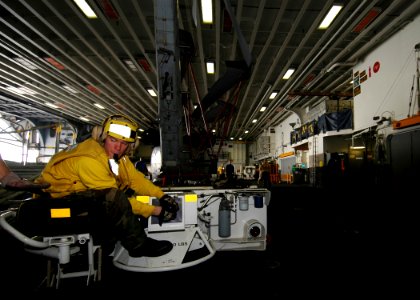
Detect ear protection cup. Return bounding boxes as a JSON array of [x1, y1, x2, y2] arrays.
[[91, 125, 104, 142]]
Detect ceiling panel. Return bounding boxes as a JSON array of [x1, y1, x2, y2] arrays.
[[0, 0, 419, 142]]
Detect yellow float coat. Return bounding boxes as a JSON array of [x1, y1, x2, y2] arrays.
[[37, 138, 164, 217]]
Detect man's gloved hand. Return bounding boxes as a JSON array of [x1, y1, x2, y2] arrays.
[[0, 172, 51, 191], [158, 194, 179, 226]]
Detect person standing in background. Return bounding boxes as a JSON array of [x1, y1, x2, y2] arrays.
[[259, 160, 272, 189], [135, 157, 150, 179], [225, 160, 235, 181], [254, 164, 260, 181]]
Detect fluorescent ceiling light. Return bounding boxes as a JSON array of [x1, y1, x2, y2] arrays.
[[260, 106, 267, 112], [14, 57, 38, 70], [252, 119, 257, 123], [5, 86, 37, 95], [93, 103, 105, 109], [45, 102, 59, 109], [74, 0, 97, 19], [319, 5, 343, 29], [201, 0, 213, 24], [123, 58, 138, 72], [244, 130, 249, 134], [283, 68, 295, 80], [79, 116, 90, 122], [206, 61, 214, 74], [147, 88, 157, 97], [269, 91, 278, 99], [351, 137, 365, 150], [63, 85, 78, 93]]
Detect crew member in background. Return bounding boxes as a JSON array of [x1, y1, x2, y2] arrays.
[[35, 115, 179, 258], [217, 165, 225, 179], [135, 157, 150, 179], [254, 164, 260, 181], [259, 160, 272, 189], [225, 160, 235, 181]]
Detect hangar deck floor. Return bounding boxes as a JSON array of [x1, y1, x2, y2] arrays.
[[0, 184, 413, 297]]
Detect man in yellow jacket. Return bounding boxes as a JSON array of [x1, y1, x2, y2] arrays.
[[36, 114, 178, 258]]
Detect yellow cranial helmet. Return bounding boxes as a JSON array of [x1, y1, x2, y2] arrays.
[[102, 114, 139, 143]]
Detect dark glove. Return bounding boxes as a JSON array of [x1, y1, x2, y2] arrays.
[[158, 194, 179, 226]]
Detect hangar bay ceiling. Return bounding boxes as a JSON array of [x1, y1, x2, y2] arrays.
[[1, 0, 419, 145]]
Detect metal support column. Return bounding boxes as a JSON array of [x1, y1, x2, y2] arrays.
[[154, 0, 182, 171]]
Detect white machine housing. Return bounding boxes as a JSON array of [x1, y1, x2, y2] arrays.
[[1, 188, 270, 275], [192, 188, 270, 251], [112, 187, 269, 271]]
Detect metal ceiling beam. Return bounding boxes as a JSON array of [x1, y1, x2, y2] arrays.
[[231, 0, 282, 137], [243, 0, 322, 138], [0, 0, 419, 144], [287, 91, 353, 98], [250, 0, 371, 136]]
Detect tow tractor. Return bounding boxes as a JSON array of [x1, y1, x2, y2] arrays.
[[0, 187, 270, 285], [113, 187, 270, 271]]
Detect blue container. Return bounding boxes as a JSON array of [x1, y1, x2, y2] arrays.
[[254, 195, 264, 208]]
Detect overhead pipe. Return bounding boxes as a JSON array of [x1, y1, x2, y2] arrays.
[[282, 0, 368, 110], [325, 61, 358, 73]]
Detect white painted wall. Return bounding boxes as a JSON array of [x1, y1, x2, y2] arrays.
[[353, 15, 420, 131], [273, 113, 300, 156]]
